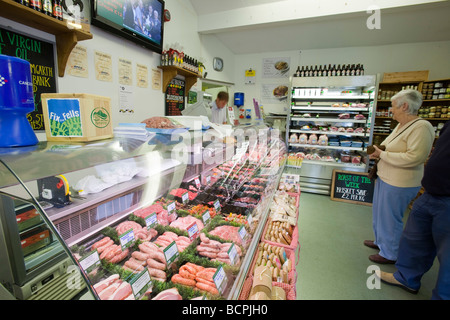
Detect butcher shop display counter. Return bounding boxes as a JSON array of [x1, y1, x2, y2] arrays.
[[0, 124, 288, 300]]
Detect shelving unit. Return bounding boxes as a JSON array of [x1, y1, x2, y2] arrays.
[[373, 77, 449, 145], [0, 0, 93, 77], [158, 65, 201, 93], [286, 75, 378, 195]]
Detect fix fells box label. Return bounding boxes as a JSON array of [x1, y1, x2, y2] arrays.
[[47, 98, 83, 137]]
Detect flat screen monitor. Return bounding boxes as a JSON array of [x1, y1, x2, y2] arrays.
[[91, 0, 165, 54]]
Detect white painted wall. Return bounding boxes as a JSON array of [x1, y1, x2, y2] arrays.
[[233, 40, 450, 116], [1, 0, 204, 142], [2, 1, 450, 138]]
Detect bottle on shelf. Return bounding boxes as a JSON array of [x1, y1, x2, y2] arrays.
[[313, 65, 318, 77], [29, 0, 42, 12], [336, 64, 341, 76], [42, 0, 52, 16], [304, 66, 310, 77], [327, 64, 332, 76], [53, 0, 63, 21], [331, 64, 336, 76], [360, 64, 365, 75], [350, 64, 355, 76], [345, 64, 351, 76], [318, 65, 322, 77], [300, 66, 305, 77], [355, 64, 361, 76], [15, 0, 30, 6], [294, 66, 300, 77]]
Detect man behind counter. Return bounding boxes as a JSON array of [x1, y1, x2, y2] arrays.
[[210, 91, 229, 124]]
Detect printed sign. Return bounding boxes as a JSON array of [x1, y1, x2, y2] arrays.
[[119, 228, 135, 250], [46, 98, 82, 137]]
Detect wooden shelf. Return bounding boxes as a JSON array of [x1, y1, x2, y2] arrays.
[[0, 0, 93, 77], [157, 65, 201, 93]]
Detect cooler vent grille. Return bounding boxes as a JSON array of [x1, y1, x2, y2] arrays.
[[55, 192, 141, 242]]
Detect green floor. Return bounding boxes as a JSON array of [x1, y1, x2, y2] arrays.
[[295, 192, 440, 300]]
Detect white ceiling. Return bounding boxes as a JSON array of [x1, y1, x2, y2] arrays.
[[188, 0, 450, 54]]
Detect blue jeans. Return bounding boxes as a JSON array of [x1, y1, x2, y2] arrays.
[[372, 178, 421, 261], [394, 192, 450, 300]]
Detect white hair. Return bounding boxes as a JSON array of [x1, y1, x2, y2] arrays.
[[391, 89, 423, 115]]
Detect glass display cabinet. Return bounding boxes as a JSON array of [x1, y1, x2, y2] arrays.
[[0, 124, 287, 300]]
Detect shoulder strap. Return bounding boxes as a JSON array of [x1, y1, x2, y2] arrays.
[[389, 118, 423, 144]]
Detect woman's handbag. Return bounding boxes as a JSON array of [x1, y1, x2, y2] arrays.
[[368, 160, 379, 180], [367, 145, 385, 180]]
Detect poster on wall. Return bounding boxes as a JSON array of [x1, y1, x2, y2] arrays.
[[119, 85, 134, 114], [67, 45, 89, 78], [118, 58, 133, 85], [262, 57, 290, 78], [94, 50, 113, 82], [136, 64, 148, 88], [165, 78, 185, 116], [151, 68, 162, 90], [260, 83, 290, 104], [0, 27, 57, 131]]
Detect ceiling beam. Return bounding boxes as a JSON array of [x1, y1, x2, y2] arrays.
[[196, 0, 447, 34]]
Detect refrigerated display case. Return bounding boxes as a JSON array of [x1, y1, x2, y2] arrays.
[[0, 124, 287, 300], [286, 75, 379, 194]]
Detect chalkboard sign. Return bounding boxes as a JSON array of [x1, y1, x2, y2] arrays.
[[331, 170, 374, 206], [165, 78, 185, 116], [0, 27, 57, 131]]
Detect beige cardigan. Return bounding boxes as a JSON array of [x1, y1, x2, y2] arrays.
[[378, 118, 435, 188]]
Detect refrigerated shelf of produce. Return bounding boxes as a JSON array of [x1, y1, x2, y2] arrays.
[[227, 162, 286, 300]]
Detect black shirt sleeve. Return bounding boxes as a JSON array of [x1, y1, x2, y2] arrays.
[[421, 121, 450, 196]]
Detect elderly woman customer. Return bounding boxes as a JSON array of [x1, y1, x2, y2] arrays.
[[365, 89, 434, 264]]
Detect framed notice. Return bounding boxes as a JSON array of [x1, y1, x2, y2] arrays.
[[0, 27, 56, 131], [331, 170, 374, 206], [165, 78, 185, 116]]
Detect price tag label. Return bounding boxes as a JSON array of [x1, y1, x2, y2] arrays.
[[181, 192, 189, 204], [167, 201, 177, 221], [163, 241, 179, 266], [213, 200, 221, 212], [206, 176, 211, 185], [234, 141, 249, 160], [227, 243, 239, 266], [130, 268, 153, 300], [79, 250, 101, 274], [187, 222, 199, 241], [119, 228, 135, 250], [167, 201, 176, 214], [202, 209, 211, 225], [145, 212, 158, 229], [238, 225, 248, 243], [213, 265, 228, 295], [247, 214, 253, 227], [194, 177, 201, 189]]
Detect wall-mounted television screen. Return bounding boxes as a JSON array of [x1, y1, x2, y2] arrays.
[[91, 0, 165, 54]]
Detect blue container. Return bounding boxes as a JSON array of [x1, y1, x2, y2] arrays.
[[234, 92, 244, 107], [0, 55, 38, 147]]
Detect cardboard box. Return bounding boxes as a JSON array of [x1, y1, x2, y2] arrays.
[[41, 93, 113, 142]]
